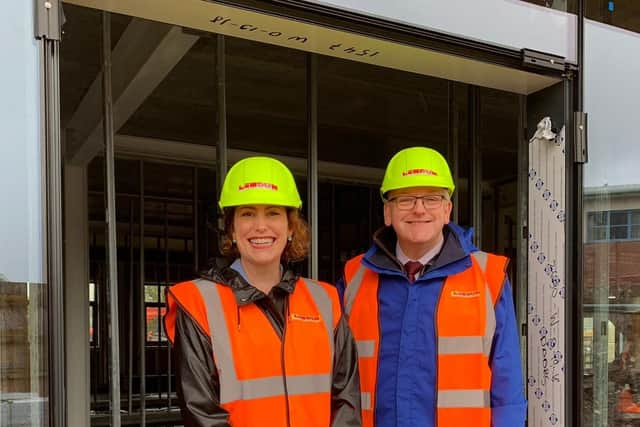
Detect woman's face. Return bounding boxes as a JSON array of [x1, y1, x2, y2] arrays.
[[232, 205, 290, 269]]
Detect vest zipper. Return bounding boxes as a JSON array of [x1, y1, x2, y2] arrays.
[[281, 297, 292, 427]]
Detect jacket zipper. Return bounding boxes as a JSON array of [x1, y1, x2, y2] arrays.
[[281, 297, 291, 427], [433, 284, 443, 427], [374, 279, 382, 427]]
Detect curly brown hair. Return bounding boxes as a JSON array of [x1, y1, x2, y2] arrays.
[[220, 207, 310, 263]]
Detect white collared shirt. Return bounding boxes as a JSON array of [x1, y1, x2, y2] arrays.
[[395, 238, 444, 280]]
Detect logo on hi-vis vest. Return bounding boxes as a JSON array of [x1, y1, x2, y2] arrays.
[[238, 182, 278, 191], [451, 290, 481, 298], [402, 168, 438, 177], [290, 313, 321, 323]]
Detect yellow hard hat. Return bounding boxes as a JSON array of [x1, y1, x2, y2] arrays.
[[218, 157, 302, 209], [380, 147, 455, 199]]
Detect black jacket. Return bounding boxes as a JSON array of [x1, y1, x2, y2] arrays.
[[172, 265, 362, 427]]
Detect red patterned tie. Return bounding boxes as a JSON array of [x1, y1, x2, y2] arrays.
[[404, 261, 423, 283]]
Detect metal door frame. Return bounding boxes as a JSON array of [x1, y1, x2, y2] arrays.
[[48, 1, 584, 425]]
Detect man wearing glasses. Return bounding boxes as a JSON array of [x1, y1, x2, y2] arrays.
[[338, 147, 526, 427]]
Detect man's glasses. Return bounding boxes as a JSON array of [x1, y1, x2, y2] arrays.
[[388, 195, 447, 211]]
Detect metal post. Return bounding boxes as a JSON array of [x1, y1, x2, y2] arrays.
[[216, 35, 228, 200], [193, 167, 199, 273], [216, 34, 228, 258], [139, 160, 146, 426], [368, 188, 373, 239], [153, 265, 161, 400], [469, 86, 482, 247], [448, 82, 459, 223], [128, 201, 134, 414], [516, 94, 528, 384], [102, 11, 121, 427], [571, 2, 585, 423], [38, 0, 65, 422], [577, 0, 584, 113], [164, 202, 171, 406], [167, 325, 172, 408], [567, 34, 584, 422], [331, 184, 336, 282], [307, 53, 319, 279]]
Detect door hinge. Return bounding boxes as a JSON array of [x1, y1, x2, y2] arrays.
[[562, 63, 578, 79], [522, 48, 565, 72], [35, 0, 62, 41], [574, 111, 588, 164]]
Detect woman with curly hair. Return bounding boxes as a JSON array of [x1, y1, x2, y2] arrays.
[[164, 156, 361, 427]]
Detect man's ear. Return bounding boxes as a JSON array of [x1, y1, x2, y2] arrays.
[[383, 203, 392, 227], [443, 200, 453, 225]]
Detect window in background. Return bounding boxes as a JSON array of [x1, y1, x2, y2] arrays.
[[144, 284, 167, 343], [587, 0, 640, 34], [89, 281, 98, 346], [587, 210, 640, 242], [583, 7, 640, 424]]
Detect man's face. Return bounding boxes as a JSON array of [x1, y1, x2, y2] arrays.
[[383, 186, 452, 257]]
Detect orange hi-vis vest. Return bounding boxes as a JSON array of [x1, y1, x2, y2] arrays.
[[164, 277, 341, 427], [344, 251, 508, 427]]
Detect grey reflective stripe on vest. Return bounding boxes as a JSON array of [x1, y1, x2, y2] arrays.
[[472, 251, 497, 358], [343, 262, 375, 362], [437, 251, 497, 358], [193, 279, 242, 404], [344, 262, 367, 316], [361, 392, 372, 410], [438, 336, 485, 355], [484, 282, 497, 356], [437, 390, 491, 408], [356, 340, 375, 358], [472, 250, 489, 272], [437, 252, 499, 409], [301, 278, 335, 358], [193, 278, 333, 404], [437, 284, 495, 358]]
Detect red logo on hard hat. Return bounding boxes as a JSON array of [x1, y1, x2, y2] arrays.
[[402, 169, 438, 177], [238, 182, 278, 191]]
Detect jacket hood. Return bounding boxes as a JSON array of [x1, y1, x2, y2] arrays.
[[448, 222, 479, 253]]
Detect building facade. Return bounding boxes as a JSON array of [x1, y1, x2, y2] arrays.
[[1, 0, 639, 426]]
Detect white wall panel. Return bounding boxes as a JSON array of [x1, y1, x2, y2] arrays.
[[0, 2, 44, 283]]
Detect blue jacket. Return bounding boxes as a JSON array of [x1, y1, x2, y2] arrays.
[[337, 222, 527, 427]]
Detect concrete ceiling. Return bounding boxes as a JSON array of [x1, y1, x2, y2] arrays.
[[63, 0, 561, 95], [60, 3, 526, 182]]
